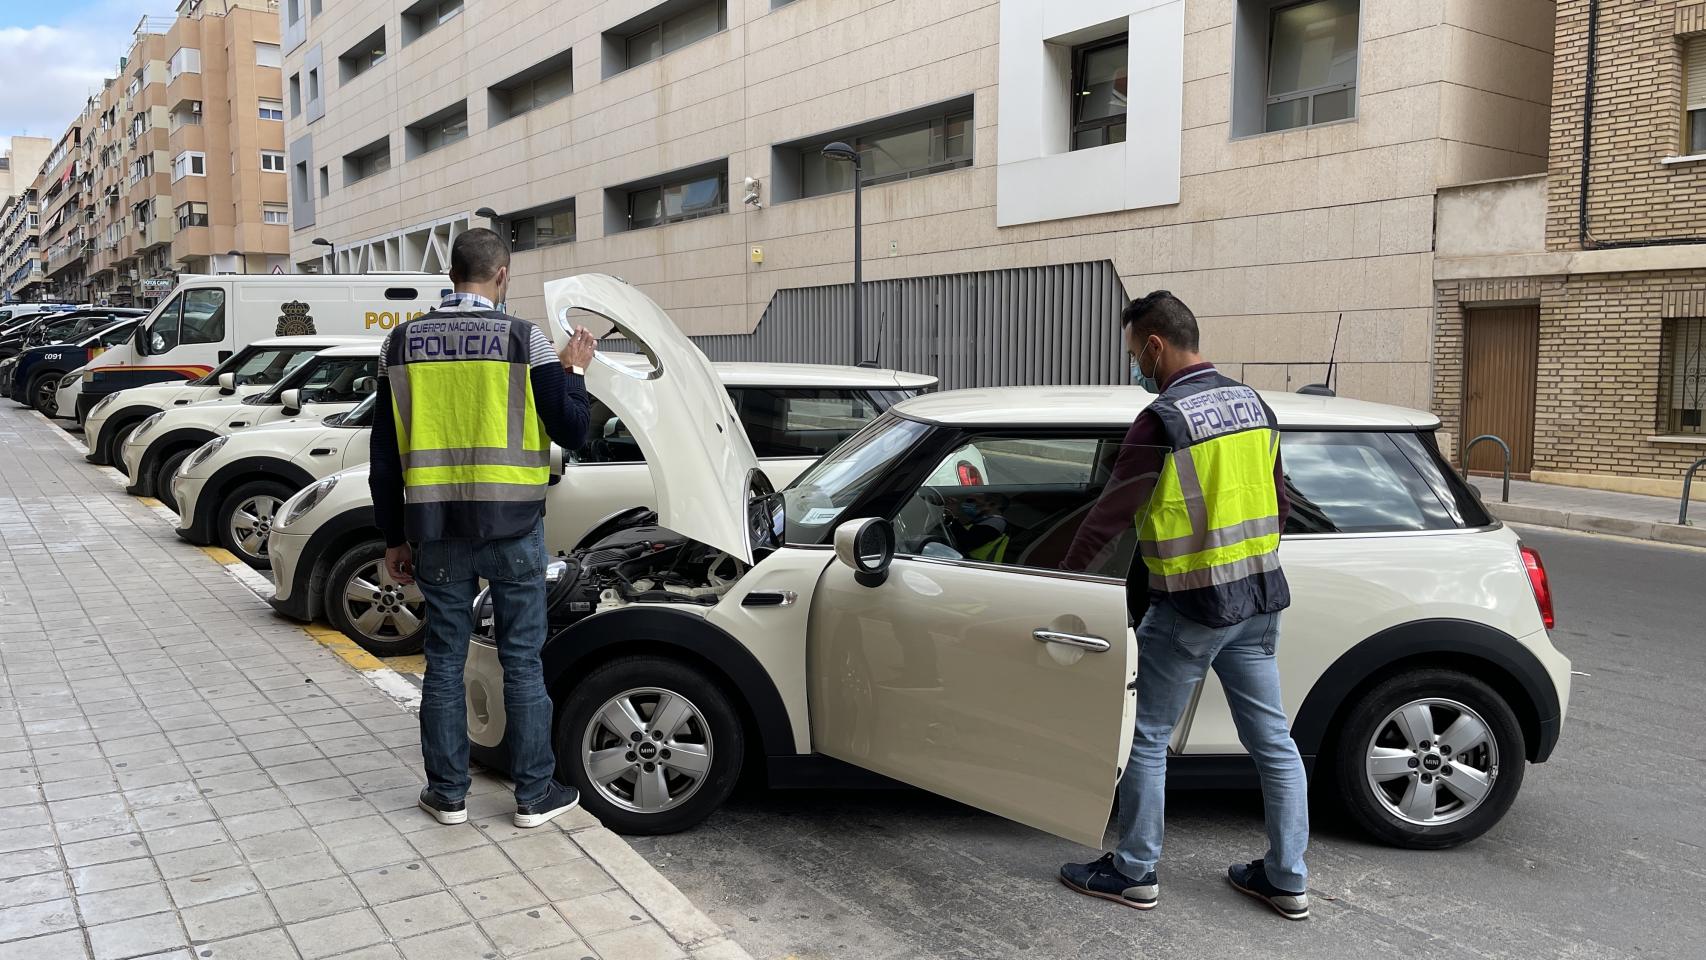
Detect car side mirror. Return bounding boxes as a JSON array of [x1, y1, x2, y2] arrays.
[[280, 388, 302, 415], [217, 372, 235, 395], [354, 376, 377, 395], [834, 517, 895, 588], [548, 444, 565, 486]]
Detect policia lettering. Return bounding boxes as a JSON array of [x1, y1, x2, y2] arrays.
[[383, 310, 550, 542], [1136, 370, 1290, 628]]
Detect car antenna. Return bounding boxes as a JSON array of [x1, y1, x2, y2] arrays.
[[1297, 313, 1342, 396]]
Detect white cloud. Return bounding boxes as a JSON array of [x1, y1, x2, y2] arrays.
[[0, 0, 173, 148]]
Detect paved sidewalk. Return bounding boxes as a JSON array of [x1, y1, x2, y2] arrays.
[[1469, 476, 1706, 548], [0, 406, 751, 960]]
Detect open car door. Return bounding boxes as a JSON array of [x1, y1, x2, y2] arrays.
[[807, 431, 1155, 847]]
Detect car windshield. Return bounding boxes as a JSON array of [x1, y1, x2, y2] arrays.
[[328, 392, 377, 428], [781, 412, 931, 545], [247, 354, 376, 406], [197, 345, 318, 388]]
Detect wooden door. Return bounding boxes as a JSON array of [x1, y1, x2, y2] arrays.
[[1463, 306, 1539, 476]]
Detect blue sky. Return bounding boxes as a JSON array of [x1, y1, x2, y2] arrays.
[[0, 0, 170, 151]]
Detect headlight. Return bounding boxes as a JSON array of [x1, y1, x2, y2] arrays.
[[59, 372, 79, 389], [183, 435, 229, 473], [277, 475, 338, 528], [133, 411, 166, 439], [91, 392, 120, 416]]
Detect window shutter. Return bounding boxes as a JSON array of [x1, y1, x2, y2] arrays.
[[1688, 37, 1706, 111]]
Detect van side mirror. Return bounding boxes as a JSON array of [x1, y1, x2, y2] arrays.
[[217, 372, 236, 395], [280, 388, 302, 415], [834, 517, 895, 588]]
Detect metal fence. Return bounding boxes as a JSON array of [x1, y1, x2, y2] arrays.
[[602, 260, 1132, 391]]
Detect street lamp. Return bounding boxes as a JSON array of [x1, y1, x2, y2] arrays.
[[226, 250, 243, 275], [475, 207, 505, 245], [821, 141, 867, 367], [311, 237, 336, 274]]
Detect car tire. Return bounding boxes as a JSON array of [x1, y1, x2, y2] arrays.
[[217, 479, 296, 569], [1333, 668, 1525, 850], [556, 656, 745, 836], [153, 449, 192, 512], [28, 371, 60, 417], [324, 538, 426, 657], [103, 418, 141, 476]]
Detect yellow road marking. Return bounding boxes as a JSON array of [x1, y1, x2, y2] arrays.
[[199, 545, 242, 565], [301, 624, 389, 672], [139, 496, 162, 507]]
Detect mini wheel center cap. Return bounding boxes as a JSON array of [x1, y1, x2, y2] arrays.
[[1421, 754, 1442, 771], [637, 742, 659, 760]]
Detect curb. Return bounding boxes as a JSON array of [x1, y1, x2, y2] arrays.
[[1486, 501, 1706, 549]]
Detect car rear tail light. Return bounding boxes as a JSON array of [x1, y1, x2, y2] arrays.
[[957, 461, 983, 485], [1520, 544, 1554, 630]]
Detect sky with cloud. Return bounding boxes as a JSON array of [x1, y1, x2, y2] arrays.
[[0, 0, 173, 156]]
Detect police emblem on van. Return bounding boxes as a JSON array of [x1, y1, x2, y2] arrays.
[[277, 301, 316, 336]]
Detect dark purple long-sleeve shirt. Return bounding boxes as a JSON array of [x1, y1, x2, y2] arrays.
[[1062, 362, 1289, 574]]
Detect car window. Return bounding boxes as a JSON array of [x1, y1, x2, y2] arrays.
[[177, 289, 226, 346], [783, 413, 931, 544], [892, 434, 1140, 576], [99, 323, 135, 348], [1281, 431, 1460, 534], [300, 357, 378, 404], [727, 388, 883, 458], [571, 400, 645, 464]]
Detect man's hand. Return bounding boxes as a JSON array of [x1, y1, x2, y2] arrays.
[[561, 325, 597, 371], [384, 544, 414, 585]]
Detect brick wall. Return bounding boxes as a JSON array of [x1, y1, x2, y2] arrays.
[[1437, 271, 1706, 483], [1548, 0, 1706, 249]]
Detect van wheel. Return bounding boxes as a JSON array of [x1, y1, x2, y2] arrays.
[[29, 372, 61, 417], [325, 539, 426, 657], [556, 657, 744, 836], [1333, 669, 1525, 850], [153, 450, 192, 512], [217, 480, 295, 569]]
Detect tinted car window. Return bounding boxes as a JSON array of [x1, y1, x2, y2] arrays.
[[1281, 431, 1460, 534], [728, 388, 883, 458], [572, 400, 645, 464]]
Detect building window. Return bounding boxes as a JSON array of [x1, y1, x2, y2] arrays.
[[406, 102, 469, 158], [344, 138, 392, 182], [175, 201, 208, 229], [319, 165, 330, 196], [293, 160, 313, 213], [289, 74, 302, 117], [171, 100, 203, 127], [263, 204, 289, 225], [172, 152, 206, 181], [339, 28, 387, 82], [255, 42, 282, 68], [488, 50, 574, 124], [1070, 36, 1128, 150], [1263, 0, 1359, 132], [403, 0, 464, 44], [605, 0, 726, 77], [510, 201, 576, 251], [168, 47, 201, 78], [1661, 318, 1706, 435], [625, 168, 728, 230], [307, 69, 320, 102], [261, 151, 287, 173], [1686, 37, 1706, 155], [259, 99, 285, 121], [796, 104, 974, 197]]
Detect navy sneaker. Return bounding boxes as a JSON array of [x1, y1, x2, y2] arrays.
[[1227, 860, 1309, 921], [514, 782, 580, 828], [1059, 853, 1158, 910], [417, 789, 466, 826]]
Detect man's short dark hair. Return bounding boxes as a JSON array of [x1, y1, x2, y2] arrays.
[[449, 228, 509, 284], [1123, 290, 1199, 351]]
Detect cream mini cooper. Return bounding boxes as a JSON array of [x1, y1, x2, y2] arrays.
[[451, 274, 1569, 851]]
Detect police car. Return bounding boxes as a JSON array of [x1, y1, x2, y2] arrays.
[[436, 275, 1568, 851]]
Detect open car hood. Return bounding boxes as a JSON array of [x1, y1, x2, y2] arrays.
[[541, 274, 772, 564]]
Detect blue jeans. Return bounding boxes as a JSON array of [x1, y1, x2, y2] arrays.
[[414, 520, 555, 807], [1113, 598, 1310, 892]]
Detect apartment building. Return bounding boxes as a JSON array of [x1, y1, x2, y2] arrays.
[[1, 137, 53, 301], [34, 1, 288, 307], [1434, 0, 1706, 499], [284, 0, 1553, 405]]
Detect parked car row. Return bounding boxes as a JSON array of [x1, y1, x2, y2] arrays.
[[32, 271, 1571, 856]]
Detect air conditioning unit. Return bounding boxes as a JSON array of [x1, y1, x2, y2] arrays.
[[192, 101, 202, 113]]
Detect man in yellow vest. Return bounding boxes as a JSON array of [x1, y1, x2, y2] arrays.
[[1058, 291, 1310, 920], [369, 228, 597, 830]]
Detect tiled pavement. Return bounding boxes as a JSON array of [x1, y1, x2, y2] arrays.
[[0, 406, 752, 960]]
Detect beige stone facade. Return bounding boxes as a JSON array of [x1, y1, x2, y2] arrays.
[[30, 1, 288, 308], [285, 0, 1553, 407], [1, 137, 54, 301], [1434, 0, 1706, 499]]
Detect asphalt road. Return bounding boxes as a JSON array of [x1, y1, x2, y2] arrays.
[[633, 526, 1706, 960]]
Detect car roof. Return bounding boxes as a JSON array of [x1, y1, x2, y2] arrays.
[[600, 354, 937, 389], [251, 335, 376, 348], [314, 342, 382, 357], [893, 385, 1442, 430]]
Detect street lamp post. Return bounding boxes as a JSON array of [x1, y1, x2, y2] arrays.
[[311, 237, 336, 274], [821, 141, 865, 367]]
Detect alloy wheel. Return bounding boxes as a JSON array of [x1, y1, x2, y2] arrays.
[[341, 559, 425, 643], [582, 687, 714, 815], [227, 494, 282, 560], [35, 379, 57, 417], [1365, 697, 1499, 826]]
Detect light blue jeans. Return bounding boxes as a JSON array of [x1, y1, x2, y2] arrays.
[[1113, 598, 1310, 892], [414, 520, 555, 807]]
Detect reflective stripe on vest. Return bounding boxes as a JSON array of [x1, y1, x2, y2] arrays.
[[967, 533, 1010, 564]]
